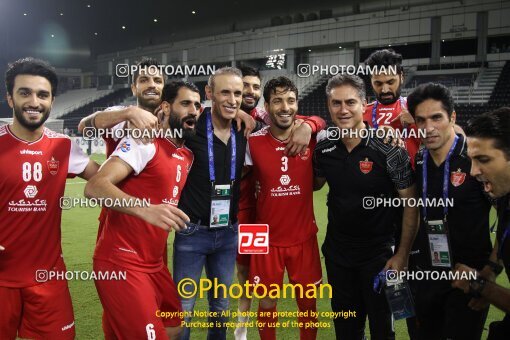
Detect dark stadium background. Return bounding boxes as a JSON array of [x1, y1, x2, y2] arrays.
[[1, 0, 509, 338]]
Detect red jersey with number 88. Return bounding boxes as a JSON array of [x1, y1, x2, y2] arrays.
[[245, 126, 317, 247], [0, 125, 90, 287]]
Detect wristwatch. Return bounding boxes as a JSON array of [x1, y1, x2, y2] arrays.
[[468, 278, 486, 298], [486, 260, 503, 275]]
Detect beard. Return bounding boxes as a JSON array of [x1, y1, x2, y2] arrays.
[[169, 113, 196, 141], [241, 94, 260, 112], [138, 97, 161, 112], [271, 111, 295, 131], [376, 85, 402, 105], [13, 103, 50, 131]]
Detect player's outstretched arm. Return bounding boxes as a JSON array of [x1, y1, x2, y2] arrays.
[[234, 109, 256, 138], [78, 106, 158, 133], [77, 160, 100, 180], [385, 184, 419, 272], [285, 115, 326, 156], [84, 157, 189, 231]]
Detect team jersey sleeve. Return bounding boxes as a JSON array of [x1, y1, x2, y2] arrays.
[[386, 146, 414, 190], [245, 140, 253, 166], [68, 139, 91, 176], [302, 115, 327, 133], [312, 143, 326, 178], [253, 107, 272, 126], [111, 136, 156, 175]]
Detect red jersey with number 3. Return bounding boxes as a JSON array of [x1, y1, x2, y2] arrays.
[[94, 136, 193, 272], [245, 126, 317, 247], [364, 98, 420, 166], [0, 125, 90, 287]]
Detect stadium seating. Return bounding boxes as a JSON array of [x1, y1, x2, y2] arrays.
[[297, 61, 510, 127], [51, 88, 115, 119], [60, 88, 132, 133]]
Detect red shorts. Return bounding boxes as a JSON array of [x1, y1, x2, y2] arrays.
[[0, 258, 75, 339], [249, 235, 322, 288], [236, 253, 251, 267], [94, 259, 182, 339]]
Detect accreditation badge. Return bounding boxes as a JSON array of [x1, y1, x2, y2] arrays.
[[210, 184, 231, 228], [426, 219, 452, 268], [384, 278, 415, 320]]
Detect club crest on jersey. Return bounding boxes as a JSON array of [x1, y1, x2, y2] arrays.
[[359, 158, 373, 174], [299, 147, 311, 160], [451, 168, 466, 187], [47, 157, 59, 175], [119, 142, 131, 153]]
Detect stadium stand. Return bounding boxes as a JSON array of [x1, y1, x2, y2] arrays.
[[51, 88, 115, 118], [60, 88, 132, 133], [298, 60, 510, 127]]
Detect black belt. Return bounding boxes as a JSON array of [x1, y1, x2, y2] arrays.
[[187, 218, 237, 230]]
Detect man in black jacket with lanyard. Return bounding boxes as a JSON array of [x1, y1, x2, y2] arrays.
[[407, 83, 493, 340], [314, 74, 418, 340], [451, 107, 510, 340]]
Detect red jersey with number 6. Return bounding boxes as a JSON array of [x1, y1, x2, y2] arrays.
[[0, 125, 90, 287], [245, 126, 317, 247], [94, 136, 193, 273]]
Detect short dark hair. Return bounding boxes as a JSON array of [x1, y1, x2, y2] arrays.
[[5, 57, 58, 96], [161, 80, 200, 103], [239, 66, 260, 79], [132, 57, 161, 84], [465, 107, 510, 159], [407, 82, 454, 119], [365, 49, 404, 75], [263, 76, 298, 103], [325, 74, 366, 101]]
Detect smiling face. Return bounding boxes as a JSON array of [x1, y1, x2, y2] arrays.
[[327, 85, 366, 130], [264, 86, 297, 131], [467, 137, 510, 198], [206, 74, 243, 121], [371, 72, 403, 105], [7, 74, 53, 131], [413, 98, 456, 151], [131, 69, 164, 112], [241, 75, 261, 111]]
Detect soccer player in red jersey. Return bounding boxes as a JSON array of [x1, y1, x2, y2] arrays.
[[84, 80, 200, 339], [0, 58, 99, 339], [245, 76, 322, 340], [363, 49, 421, 165], [78, 57, 163, 155], [235, 68, 326, 340], [78, 58, 164, 252]]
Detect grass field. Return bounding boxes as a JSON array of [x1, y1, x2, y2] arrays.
[[61, 154, 508, 339]]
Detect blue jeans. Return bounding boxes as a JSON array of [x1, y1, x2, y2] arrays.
[[173, 222, 238, 340]]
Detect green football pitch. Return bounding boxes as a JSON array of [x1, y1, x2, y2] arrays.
[[61, 154, 507, 339]]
